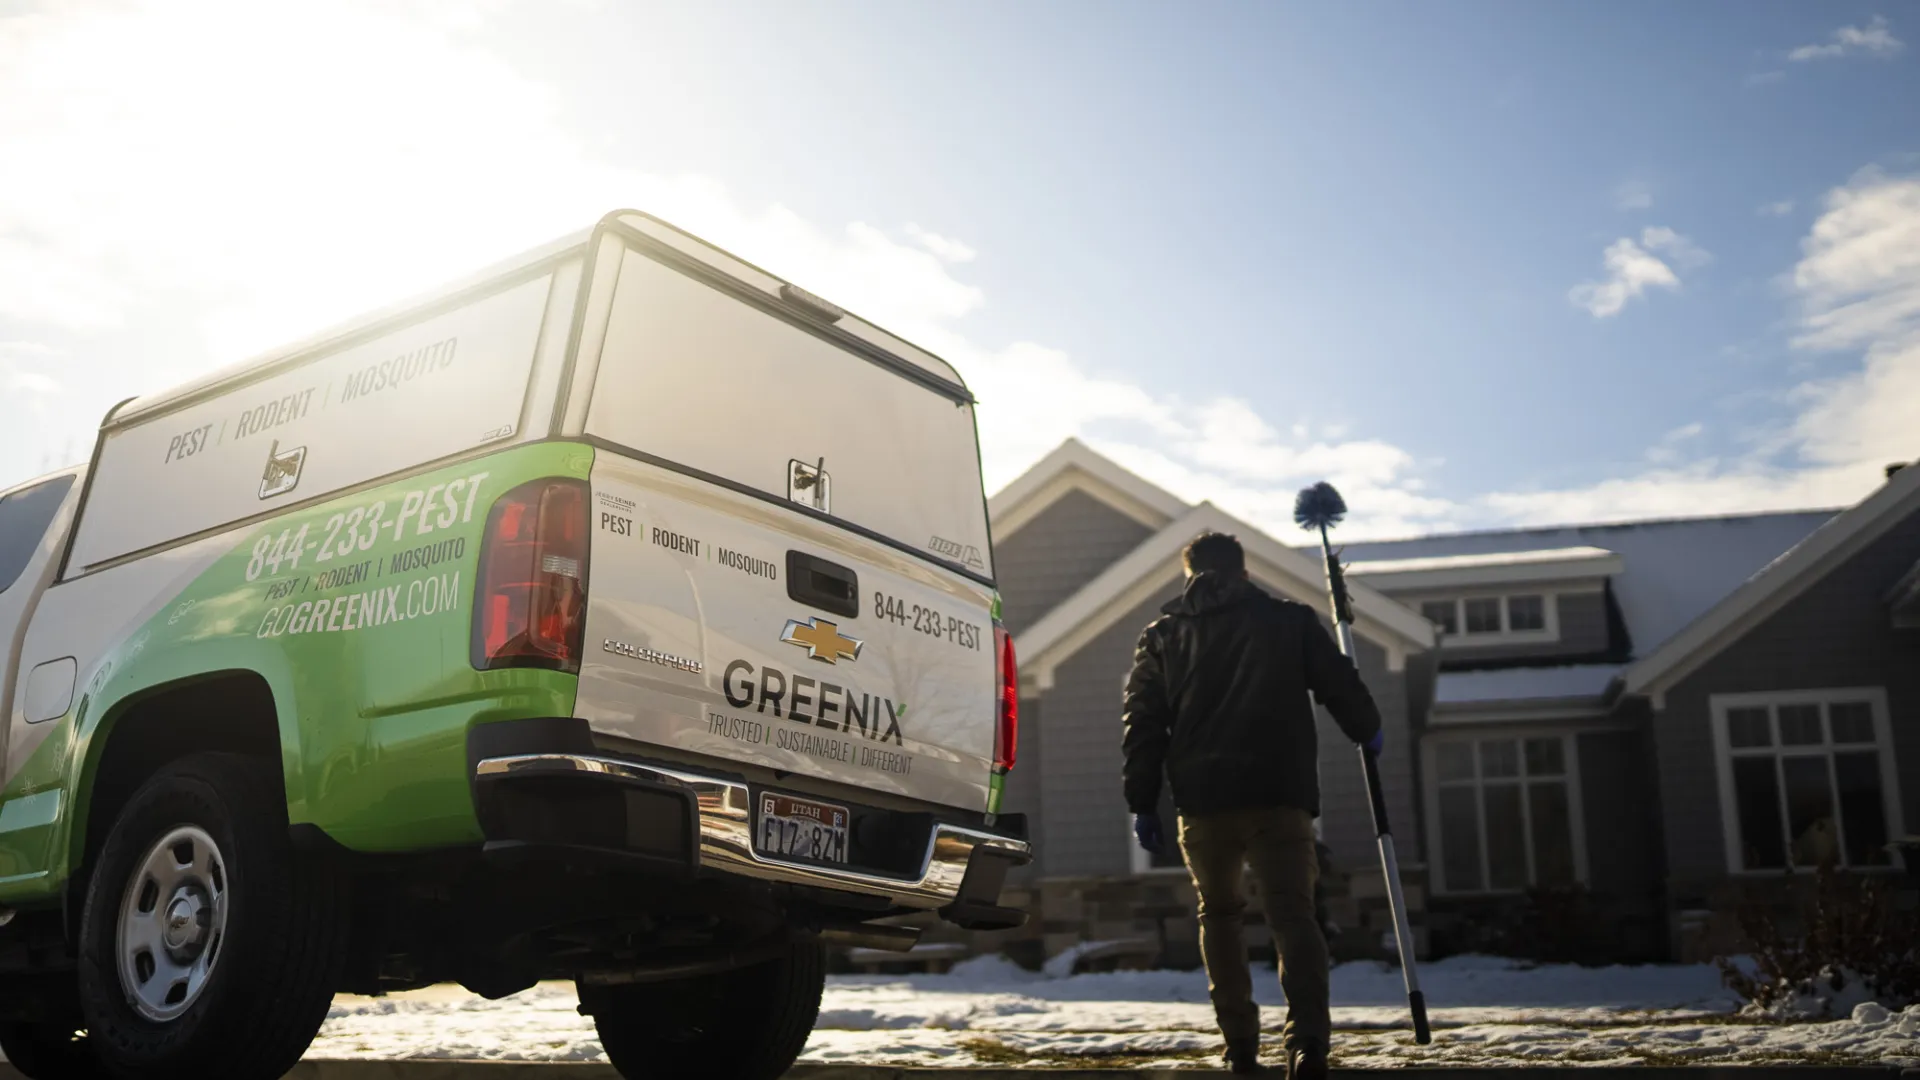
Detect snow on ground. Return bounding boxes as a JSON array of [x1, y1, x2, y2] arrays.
[[310, 955, 1920, 1068]]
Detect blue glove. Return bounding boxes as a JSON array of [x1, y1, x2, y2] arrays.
[[1364, 728, 1385, 757], [1133, 812, 1164, 855]]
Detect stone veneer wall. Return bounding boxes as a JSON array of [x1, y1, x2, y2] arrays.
[[872, 864, 1431, 971]]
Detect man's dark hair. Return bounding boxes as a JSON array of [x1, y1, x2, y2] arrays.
[[1183, 531, 1245, 576]]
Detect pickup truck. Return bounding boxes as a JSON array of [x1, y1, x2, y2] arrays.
[[0, 210, 1029, 1080]]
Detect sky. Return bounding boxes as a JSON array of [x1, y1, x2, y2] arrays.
[[1, 0, 1917, 540]]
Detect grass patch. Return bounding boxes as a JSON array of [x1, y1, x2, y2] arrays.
[[1541, 1045, 1888, 1068], [956, 1036, 1225, 1071], [1328, 1035, 1891, 1070], [956, 1037, 1031, 1066]]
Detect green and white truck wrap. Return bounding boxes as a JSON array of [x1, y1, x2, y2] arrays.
[[0, 211, 1028, 1080]]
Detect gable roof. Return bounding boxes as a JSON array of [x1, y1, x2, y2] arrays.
[[1016, 501, 1437, 690], [988, 438, 1189, 540], [1621, 463, 1920, 703], [1330, 509, 1835, 663]]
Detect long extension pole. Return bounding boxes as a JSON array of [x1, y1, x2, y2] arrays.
[[1296, 484, 1432, 1045]]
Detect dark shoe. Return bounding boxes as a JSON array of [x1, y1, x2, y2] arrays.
[[1224, 1035, 1263, 1074], [1287, 1038, 1329, 1080]]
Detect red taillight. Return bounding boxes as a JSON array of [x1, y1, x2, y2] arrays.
[[471, 478, 590, 674], [993, 623, 1019, 771]]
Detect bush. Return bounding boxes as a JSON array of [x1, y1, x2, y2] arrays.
[[1715, 866, 1920, 1016], [1486, 885, 1621, 966]]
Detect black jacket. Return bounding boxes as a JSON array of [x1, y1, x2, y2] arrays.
[[1122, 572, 1382, 818]]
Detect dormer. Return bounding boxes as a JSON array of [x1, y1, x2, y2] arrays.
[[1346, 546, 1625, 666]]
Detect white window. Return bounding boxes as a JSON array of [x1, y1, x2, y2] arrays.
[[1420, 599, 1458, 636], [1507, 594, 1546, 632], [1428, 733, 1586, 894], [1422, 593, 1558, 644], [1464, 597, 1502, 634], [1711, 689, 1904, 874]]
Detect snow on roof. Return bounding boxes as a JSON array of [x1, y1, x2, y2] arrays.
[[1435, 664, 1626, 707], [1345, 545, 1624, 589], [1347, 546, 1617, 575], [1327, 510, 1836, 658]]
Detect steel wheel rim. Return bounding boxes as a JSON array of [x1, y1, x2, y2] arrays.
[[115, 824, 228, 1023]]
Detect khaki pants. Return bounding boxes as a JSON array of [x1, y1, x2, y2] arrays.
[[1177, 805, 1329, 1048]]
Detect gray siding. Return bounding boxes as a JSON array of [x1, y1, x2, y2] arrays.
[[995, 491, 1154, 635], [1653, 506, 1920, 895], [1002, 697, 1044, 882], [1320, 635, 1421, 875], [1577, 727, 1663, 956], [1039, 589, 1176, 877], [1028, 583, 1422, 880]]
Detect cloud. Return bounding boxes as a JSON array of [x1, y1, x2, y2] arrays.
[[0, 1, 1906, 543], [1462, 169, 1920, 527], [903, 224, 977, 264], [4, 369, 61, 396], [0, 341, 63, 424], [1758, 200, 1796, 218], [1614, 180, 1654, 211], [0, 0, 1470, 538], [1567, 226, 1708, 318], [1785, 168, 1920, 472], [1644, 421, 1704, 465], [1788, 15, 1904, 62], [1639, 226, 1711, 269], [1476, 463, 1855, 525]]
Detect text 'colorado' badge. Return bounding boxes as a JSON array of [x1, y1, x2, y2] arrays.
[[780, 617, 862, 664]]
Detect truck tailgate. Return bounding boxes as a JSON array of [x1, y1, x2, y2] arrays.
[[576, 454, 996, 812]]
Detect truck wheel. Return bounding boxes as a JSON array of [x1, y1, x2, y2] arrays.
[[74, 752, 348, 1079], [580, 941, 825, 1080], [0, 1021, 107, 1079]]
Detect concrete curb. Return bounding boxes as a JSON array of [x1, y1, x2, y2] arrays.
[[265, 1062, 1905, 1078], [5, 1062, 1908, 1078], [779, 1060, 1904, 1068]]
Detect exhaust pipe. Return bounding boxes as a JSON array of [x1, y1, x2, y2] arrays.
[[817, 922, 921, 953]]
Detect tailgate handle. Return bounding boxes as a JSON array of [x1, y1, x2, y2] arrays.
[[787, 551, 860, 619]]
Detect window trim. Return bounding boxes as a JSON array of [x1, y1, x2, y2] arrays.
[[1422, 590, 1562, 647], [1709, 687, 1905, 876], [1423, 728, 1590, 896]]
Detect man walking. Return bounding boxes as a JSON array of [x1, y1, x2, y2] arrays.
[[1122, 532, 1383, 1077]]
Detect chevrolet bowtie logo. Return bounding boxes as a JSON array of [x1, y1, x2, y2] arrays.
[[780, 617, 863, 664]]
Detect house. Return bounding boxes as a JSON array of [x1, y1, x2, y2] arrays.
[[986, 439, 1917, 966], [988, 440, 1439, 965]]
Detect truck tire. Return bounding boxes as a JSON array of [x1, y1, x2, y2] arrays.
[[579, 940, 825, 1080], [0, 1021, 108, 1079], [74, 752, 348, 1079]]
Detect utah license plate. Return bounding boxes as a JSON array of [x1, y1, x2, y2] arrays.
[[756, 793, 850, 864]]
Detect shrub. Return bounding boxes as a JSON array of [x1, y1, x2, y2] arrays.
[[1715, 866, 1920, 1016], [1486, 885, 1621, 966]]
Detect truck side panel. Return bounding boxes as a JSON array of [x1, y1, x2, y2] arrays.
[[0, 442, 592, 905]]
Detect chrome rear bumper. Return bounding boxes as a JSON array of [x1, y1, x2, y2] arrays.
[[473, 752, 1030, 909]]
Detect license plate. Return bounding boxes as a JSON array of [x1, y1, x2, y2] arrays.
[[755, 793, 850, 864]]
